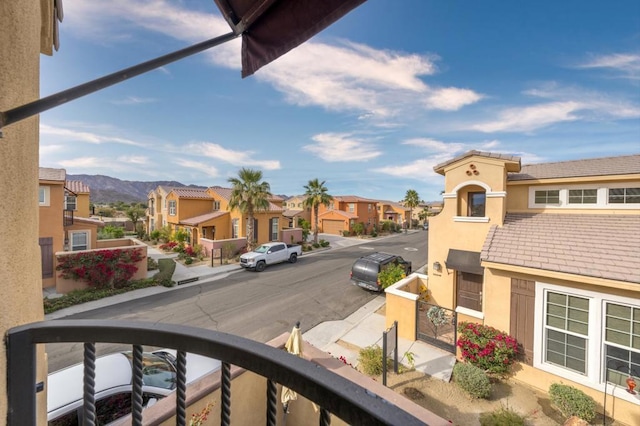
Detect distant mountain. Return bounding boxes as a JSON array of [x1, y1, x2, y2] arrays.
[[66, 174, 205, 204]]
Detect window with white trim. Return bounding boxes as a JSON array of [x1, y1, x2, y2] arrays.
[[348, 203, 355, 213], [609, 187, 640, 204], [213, 200, 220, 211], [39, 186, 50, 206], [65, 195, 77, 211], [232, 219, 239, 238], [468, 192, 486, 217], [168, 200, 176, 216], [568, 189, 597, 204], [534, 190, 560, 205], [69, 231, 89, 251], [535, 283, 640, 404], [270, 218, 279, 241]]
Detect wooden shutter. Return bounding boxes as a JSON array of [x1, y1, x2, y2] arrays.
[[39, 237, 54, 278]]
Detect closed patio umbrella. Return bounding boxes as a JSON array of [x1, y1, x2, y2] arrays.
[[281, 322, 304, 421]]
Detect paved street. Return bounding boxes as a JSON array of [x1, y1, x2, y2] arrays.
[[46, 231, 428, 372]]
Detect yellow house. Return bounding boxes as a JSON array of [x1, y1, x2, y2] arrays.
[[65, 180, 91, 218], [313, 196, 379, 235], [426, 151, 640, 424], [375, 200, 411, 225], [282, 195, 311, 228], [39, 168, 103, 289], [146, 185, 177, 233]]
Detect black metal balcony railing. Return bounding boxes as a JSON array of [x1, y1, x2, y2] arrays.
[[7, 320, 427, 426], [63, 209, 74, 226]]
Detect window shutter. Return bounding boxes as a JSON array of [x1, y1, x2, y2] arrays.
[[268, 218, 273, 241]]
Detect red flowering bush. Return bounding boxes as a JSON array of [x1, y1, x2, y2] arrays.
[[57, 248, 144, 289], [456, 322, 518, 375], [159, 241, 178, 252]]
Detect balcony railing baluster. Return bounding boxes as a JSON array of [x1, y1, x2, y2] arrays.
[[131, 345, 144, 426], [221, 362, 231, 426], [266, 378, 277, 426], [320, 407, 331, 426], [176, 350, 187, 426], [83, 343, 97, 426]]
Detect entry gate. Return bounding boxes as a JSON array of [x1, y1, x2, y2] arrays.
[[417, 302, 457, 353]]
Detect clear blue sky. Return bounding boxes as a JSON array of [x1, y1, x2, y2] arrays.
[[39, 0, 640, 202]]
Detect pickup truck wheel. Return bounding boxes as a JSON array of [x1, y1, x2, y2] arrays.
[[255, 261, 266, 272], [289, 253, 298, 263]]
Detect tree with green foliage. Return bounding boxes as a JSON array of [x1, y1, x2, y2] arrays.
[[298, 218, 311, 242], [227, 168, 272, 250], [303, 179, 333, 244], [403, 189, 420, 229], [353, 222, 365, 237]]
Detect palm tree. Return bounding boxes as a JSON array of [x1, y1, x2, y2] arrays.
[[227, 168, 272, 250], [403, 189, 420, 229], [303, 179, 333, 244]]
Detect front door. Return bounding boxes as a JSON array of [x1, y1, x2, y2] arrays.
[[456, 272, 483, 312], [510, 278, 535, 365]]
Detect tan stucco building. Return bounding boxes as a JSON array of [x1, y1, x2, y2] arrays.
[[427, 151, 640, 424]]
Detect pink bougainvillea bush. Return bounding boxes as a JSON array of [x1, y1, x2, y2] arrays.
[[56, 248, 144, 289], [456, 321, 519, 375]]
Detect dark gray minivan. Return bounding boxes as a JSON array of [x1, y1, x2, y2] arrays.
[[350, 252, 412, 292]]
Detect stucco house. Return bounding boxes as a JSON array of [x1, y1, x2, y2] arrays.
[[39, 167, 105, 289], [146, 185, 178, 234], [375, 200, 411, 225], [423, 151, 640, 424], [282, 194, 311, 228], [312, 195, 379, 235]]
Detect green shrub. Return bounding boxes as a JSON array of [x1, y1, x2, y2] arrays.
[[43, 279, 157, 314], [342, 230, 351, 237], [149, 230, 161, 240], [479, 405, 525, 426], [147, 257, 159, 271], [99, 225, 125, 239], [378, 264, 407, 289], [312, 242, 320, 248], [453, 362, 491, 399], [457, 322, 519, 375], [319, 239, 330, 247], [357, 345, 392, 376], [548, 383, 596, 423], [184, 257, 193, 265], [352, 222, 365, 236], [153, 258, 176, 287]]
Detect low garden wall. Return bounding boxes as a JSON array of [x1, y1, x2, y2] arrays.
[[198, 237, 247, 258], [384, 273, 429, 341], [281, 227, 303, 244], [96, 237, 138, 249], [54, 244, 148, 294]]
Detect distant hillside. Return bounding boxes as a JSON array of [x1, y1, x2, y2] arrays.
[[67, 174, 205, 204]]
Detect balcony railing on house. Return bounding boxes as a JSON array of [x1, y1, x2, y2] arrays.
[[7, 320, 428, 426], [63, 209, 74, 226]]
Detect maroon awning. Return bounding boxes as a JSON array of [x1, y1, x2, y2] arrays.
[[214, 0, 367, 77]]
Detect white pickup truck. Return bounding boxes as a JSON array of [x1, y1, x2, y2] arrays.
[[239, 242, 302, 272]]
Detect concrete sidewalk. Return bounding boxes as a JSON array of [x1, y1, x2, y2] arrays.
[[303, 296, 456, 382]]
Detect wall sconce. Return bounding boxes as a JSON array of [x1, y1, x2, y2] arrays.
[[433, 261, 442, 272], [627, 376, 637, 394], [63, 238, 69, 251]]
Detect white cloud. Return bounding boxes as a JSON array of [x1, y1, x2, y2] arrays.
[[117, 155, 149, 165], [471, 101, 583, 133], [40, 124, 147, 147], [423, 87, 483, 111], [186, 142, 281, 170], [303, 133, 382, 162], [174, 159, 219, 178], [577, 53, 640, 80], [39, 144, 65, 155], [58, 157, 106, 168], [112, 96, 157, 105], [402, 138, 466, 153], [373, 157, 446, 180]]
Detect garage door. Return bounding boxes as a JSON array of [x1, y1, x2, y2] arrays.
[[322, 219, 344, 235]]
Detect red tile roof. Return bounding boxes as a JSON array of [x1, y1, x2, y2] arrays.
[[434, 150, 521, 174], [334, 195, 378, 203], [481, 213, 640, 284], [65, 180, 90, 194], [170, 188, 213, 199], [509, 154, 640, 181], [39, 167, 66, 181], [208, 186, 233, 200], [319, 210, 359, 219]]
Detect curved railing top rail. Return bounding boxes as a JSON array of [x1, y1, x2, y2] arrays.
[[7, 319, 425, 426]]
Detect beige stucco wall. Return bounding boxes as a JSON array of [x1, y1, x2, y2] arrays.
[[385, 274, 426, 340], [0, 1, 48, 423], [76, 192, 91, 218]]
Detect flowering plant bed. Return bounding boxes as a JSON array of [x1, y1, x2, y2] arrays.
[[457, 322, 518, 375], [56, 248, 144, 289]]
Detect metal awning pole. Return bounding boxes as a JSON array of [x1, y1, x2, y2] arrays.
[[0, 31, 239, 132]]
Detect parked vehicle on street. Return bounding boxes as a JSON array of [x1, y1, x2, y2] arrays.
[[350, 252, 412, 292], [422, 222, 429, 230], [239, 242, 302, 272], [47, 349, 220, 425]]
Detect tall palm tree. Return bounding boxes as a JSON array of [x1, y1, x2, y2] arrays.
[[303, 179, 333, 244], [403, 189, 420, 229], [228, 168, 272, 250]]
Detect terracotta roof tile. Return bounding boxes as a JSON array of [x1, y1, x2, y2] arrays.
[[65, 180, 90, 194], [319, 210, 359, 219], [481, 213, 640, 284], [208, 186, 233, 201], [171, 188, 213, 199], [334, 195, 378, 203], [508, 154, 640, 181], [39, 167, 66, 181]]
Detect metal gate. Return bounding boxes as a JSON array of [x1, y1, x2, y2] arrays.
[[417, 302, 457, 353]]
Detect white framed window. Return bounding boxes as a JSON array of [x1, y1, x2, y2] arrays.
[[348, 203, 355, 213], [69, 231, 90, 251], [534, 282, 640, 404], [270, 218, 279, 241], [529, 183, 640, 209], [534, 190, 560, 205], [568, 189, 597, 205], [39, 186, 50, 206], [65, 195, 77, 211], [232, 219, 239, 238], [168, 200, 176, 216], [609, 187, 640, 204], [213, 200, 220, 211]]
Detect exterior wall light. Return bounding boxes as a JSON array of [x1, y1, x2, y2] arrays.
[[433, 261, 442, 272], [627, 376, 637, 394]]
